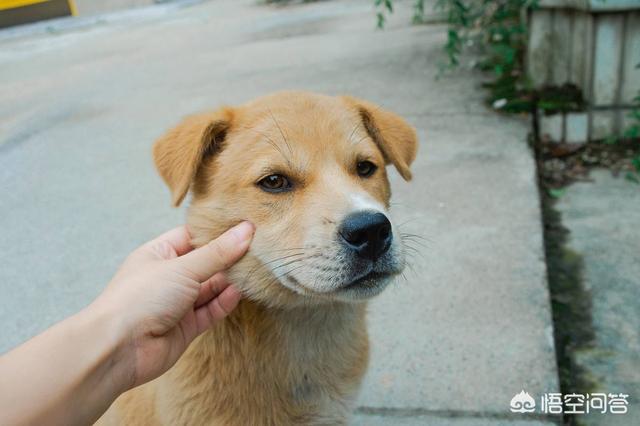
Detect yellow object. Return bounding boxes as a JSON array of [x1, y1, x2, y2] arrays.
[[0, 0, 50, 11], [67, 0, 75, 15]]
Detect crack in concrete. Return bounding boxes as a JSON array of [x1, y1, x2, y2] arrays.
[[355, 406, 561, 423], [531, 134, 600, 426]]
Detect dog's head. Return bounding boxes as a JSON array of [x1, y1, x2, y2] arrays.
[[154, 92, 417, 307]]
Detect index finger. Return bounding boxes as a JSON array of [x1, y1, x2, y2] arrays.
[[143, 225, 195, 257], [173, 221, 255, 281]]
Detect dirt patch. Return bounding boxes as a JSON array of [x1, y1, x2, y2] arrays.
[[537, 137, 640, 189], [542, 200, 601, 426]]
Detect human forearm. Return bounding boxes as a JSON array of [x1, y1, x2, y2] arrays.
[[0, 304, 132, 426], [0, 223, 251, 425]]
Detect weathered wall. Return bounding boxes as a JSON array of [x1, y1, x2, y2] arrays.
[[528, 1, 640, 142]]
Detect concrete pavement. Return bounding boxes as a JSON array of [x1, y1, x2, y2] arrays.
[[74, 0, 156, 17], [556, 170, 640, 426], [0, 0, 559, 424]]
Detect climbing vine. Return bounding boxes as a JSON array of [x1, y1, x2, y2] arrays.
[[375, 0, 538, 112]]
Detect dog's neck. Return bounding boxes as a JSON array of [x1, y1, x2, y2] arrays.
[[162, 295, 370, 424], [196, 297, 368, 359], [230, 298, 366, 334]]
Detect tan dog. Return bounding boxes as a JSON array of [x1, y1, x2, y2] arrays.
[[101, 91, 418, 425]]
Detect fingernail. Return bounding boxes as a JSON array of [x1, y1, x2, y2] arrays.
[[231, 221, 255, 242]]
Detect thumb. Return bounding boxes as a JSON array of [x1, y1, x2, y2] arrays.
[[174, 221, 254, 281]]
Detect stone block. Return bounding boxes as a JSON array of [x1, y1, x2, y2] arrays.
[[539, 113, 564, 142], [590, 110, 617, 140], [621, 11, 640, 105], [566, 112, 589, 143], [593, 15, 625, 106]]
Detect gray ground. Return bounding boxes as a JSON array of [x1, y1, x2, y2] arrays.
[[0, 0, 559, 424], [556, 170, 640, 426], [74, 0, 156, 17]]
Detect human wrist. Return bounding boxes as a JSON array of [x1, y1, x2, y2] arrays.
[[80, 300, 137, 394], [0, 303, 139, 426]]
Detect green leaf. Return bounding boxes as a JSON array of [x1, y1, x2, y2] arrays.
[[625, 172, 640, 184], [548, 188, 566, 198], [384, 0, 393, 12], [624, 125, 640, 139]]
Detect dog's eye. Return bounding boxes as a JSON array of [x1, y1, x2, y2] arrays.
[[356, 161, 377, 178], [257, 174, 292, 193]]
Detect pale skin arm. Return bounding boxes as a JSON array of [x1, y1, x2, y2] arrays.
[[0, 221, 255, 426]]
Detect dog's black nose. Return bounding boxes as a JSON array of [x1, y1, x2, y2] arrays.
[[339, 211, 392, 261]]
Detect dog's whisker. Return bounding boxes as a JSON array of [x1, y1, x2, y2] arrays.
[[396, 217, 422, 228], [403, 245, 421, 255], [242, 124, 294, 170], [353, 133, 370, 146], [346, 121, 361, 145], [401, 240, 423, 251], [254, 248, 320, 284], [260, 252, 306, 268], [400, 234, 431, 247], [400, 232, 429, 241], [402, 241, 429, 252], [269, 257, 308, 273], [240, 124, 280, 147], [307, 264, 342, 273], [241, 251, 309, 288], [277, 263, 307, 279], [267, 109, 294, 159], [264, 263, 308, 289], [242, 246, 328, 289], [264, 246, 313, 253], [402, 242, 426, 262], [405, 260, 417, 274]]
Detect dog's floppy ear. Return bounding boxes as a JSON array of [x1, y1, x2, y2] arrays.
[[153, 108, 234, 206], [342, 96, 418, 181]]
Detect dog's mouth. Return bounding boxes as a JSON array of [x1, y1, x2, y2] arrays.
[[334, 268, 397, 299], [343, 270, 392, 289], [283, 267, 396, 300]]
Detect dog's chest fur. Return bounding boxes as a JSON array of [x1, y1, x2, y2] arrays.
[[146, 300, 369, 425]]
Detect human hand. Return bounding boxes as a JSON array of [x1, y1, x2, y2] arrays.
[[92, 221, 254, 389]]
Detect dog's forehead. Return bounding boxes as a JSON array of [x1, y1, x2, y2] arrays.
[[243, 91, 343, 112], [243, 94, 354, 132], [241, 98, 364, 152]]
